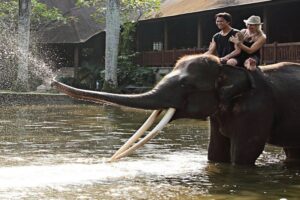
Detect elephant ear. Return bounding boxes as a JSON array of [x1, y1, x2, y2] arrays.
[[182, 55, 221, 91], [216, 64, 256, 107]]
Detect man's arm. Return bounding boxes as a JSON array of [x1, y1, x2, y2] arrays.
[[204, 39, 216, 55], [223, 44, 241, 60]]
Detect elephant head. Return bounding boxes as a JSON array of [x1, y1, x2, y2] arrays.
[[52, 54, 255, 161]]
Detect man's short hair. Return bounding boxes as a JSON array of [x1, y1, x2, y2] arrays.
[[215, 12, 232, 24]]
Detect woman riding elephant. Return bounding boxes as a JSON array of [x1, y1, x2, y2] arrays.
[[229, 15, 267, 71], [52, 54, 300, 165]]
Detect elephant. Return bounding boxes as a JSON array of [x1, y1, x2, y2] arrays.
[[52, 54, 300, 165]]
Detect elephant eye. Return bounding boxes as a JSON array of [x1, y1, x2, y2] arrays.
[[180, 77, 188, 88], [179, 76, 195, 89]]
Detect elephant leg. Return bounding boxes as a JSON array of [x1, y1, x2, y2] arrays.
[[208, 118, 231, 163], [224, 100, 273, 165], [283, 148, 300, 163], [230, 138, 265, 165], [229, 116, 270, 165]]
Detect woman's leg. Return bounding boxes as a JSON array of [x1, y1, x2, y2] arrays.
[[244, 57, 257, 71]]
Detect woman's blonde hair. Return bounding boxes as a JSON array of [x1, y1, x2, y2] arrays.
[[256, 24, 264, 36], [246, 24, 265, 39]]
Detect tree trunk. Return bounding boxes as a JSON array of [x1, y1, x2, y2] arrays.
[[16, 0, 31, 91], [103, 0, 120, 91]]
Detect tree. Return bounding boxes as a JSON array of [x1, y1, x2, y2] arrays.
[[103, 0, 120, 91], [77, 0, 160, 91], [16, 0, 31, 91]]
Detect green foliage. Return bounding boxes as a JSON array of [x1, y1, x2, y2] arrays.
[[121, 0, 160, 20], [31, 0, 67, 30], [61, 63, 105, 90], [0, 0, 67, 31], [76, 0, 160, 22], [77, 63, 104, 89], [102, 80, 119, 92], [76, 0, 106, 24], [117, 54, 155, 90], [0, 1, 18, 22], [119, 22, 136, 54], [117, 22, 155, 89]]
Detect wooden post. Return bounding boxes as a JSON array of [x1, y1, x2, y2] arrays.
[[273, 42, 277, 63], [263, 7, 270, 43], [74, 46, 79, 78], [136, 24, 140, 52], [197, 16, 203, 48], [163, 20, 168, 50], [142, 52, 144, 67], [173, 49, 175, 64], [260, 47, 264, 65], [161, 50, 164, 67]]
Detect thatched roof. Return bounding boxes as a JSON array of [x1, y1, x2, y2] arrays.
[[144, 0, 272, 19], [37, 0, 104, 44]]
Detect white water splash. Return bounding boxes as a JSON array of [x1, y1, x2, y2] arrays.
[[0, 18, 55, 91], [0, 152, 206, 189]]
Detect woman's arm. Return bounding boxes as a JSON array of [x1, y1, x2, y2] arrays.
[[222, 43, 241, 60], [237, 35, 266, 54]]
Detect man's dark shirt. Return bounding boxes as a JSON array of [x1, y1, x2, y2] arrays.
[[213, 28, 239, 57]]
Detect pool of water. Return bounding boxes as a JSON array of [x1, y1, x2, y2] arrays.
[[0, 104, 299, 199]]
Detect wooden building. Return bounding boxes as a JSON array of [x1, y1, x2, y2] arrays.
[[37, 0, 105, 72], [136, 0, 300, 67]]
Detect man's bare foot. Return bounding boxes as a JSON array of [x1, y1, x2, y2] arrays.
[[244, 58, 257, 71]]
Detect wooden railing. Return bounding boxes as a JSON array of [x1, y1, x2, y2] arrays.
[[135, 48, 206, 67], [261, 42, 300, 64], [136, 42, 300, 67]]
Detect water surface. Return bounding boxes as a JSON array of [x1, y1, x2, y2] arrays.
[[0, 104, 299, 199]]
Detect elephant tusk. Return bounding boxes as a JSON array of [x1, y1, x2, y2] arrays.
[[109, 110, 162, 162], [112, 108, 176, 161]]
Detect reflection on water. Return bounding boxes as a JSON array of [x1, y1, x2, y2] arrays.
[[0, 104, 299, 199]]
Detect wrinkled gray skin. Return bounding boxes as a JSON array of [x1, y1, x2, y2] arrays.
[[52, 54, 300, 165]]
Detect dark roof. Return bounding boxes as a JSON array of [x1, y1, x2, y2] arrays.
[[144, 0, 272, 19], [37, 0, 104, 44]]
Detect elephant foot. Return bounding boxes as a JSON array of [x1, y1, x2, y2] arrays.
[[230, 140, 265, 166], [232, 159, 256, 166], [208, 155, 231, 164]]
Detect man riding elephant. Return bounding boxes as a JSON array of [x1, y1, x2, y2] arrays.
[[52, 54, 300, 165]]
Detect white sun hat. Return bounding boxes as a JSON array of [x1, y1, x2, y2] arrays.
[[243, 15, 263, 25]]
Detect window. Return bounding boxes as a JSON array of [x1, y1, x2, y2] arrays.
[[153, 41, 163, 51]]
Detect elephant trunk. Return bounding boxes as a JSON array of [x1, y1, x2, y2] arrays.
[[51, 79, 171, 110]]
